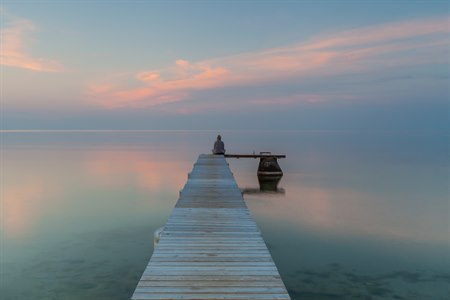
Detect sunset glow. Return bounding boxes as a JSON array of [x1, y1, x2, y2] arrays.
[[1, 2, 448, 130], [85, 17, 448, 110], [2, 3, 448, 299], [1, 10, 64, 72]]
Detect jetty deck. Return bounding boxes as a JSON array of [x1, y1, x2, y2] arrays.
[[131, 154, 290, 300]]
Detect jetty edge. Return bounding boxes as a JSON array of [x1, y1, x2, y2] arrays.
[[131, 154, 291, 300]]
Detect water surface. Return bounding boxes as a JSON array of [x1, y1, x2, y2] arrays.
[[1, 130, 448, 299]]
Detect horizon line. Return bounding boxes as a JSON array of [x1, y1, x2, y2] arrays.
[[0, 129, 447, 134]]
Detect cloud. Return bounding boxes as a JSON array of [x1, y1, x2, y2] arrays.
[[0, 10, 64, 72], [87, 16, 448, 109], [302, 17, 449, 51], [248, 93, 353, 105]]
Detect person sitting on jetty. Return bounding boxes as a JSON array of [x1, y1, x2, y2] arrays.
[[212, 135, 226, 155]]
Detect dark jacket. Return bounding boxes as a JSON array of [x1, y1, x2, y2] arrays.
[[213, 140, 225, 154]]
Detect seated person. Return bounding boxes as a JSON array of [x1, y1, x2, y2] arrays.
[[212, 135, 225, 155]]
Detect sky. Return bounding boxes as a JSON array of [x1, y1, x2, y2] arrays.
[[1, 1, 449, 130]]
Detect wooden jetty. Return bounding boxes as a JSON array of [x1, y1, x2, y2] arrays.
[[131, 154, 290, 300]]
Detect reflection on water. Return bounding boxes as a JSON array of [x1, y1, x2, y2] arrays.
[[2, 132, 197, 299], [1, 131, 449, 299], [258, 174, 283, 191], [229, 131, 448, 300], [241, 187, 285, 195]]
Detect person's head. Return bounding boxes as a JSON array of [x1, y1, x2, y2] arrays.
[[217, 135, 221, 141]]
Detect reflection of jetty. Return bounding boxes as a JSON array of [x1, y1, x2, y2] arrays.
[[131, 154, 290, 299]]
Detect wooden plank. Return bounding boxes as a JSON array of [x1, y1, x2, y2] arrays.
[[132, 294, 290, 300], [139, 275, 284, 281], [137, 281, 285, 287], [134, 286, 288, 293], [131, 154, 290, 300]]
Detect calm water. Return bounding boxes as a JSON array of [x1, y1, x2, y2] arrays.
[[1, 130, 449, 300]]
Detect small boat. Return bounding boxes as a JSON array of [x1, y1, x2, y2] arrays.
[[257, 152, 283, 176]]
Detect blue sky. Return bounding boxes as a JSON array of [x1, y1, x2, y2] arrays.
[[1, 1, 449, 130]]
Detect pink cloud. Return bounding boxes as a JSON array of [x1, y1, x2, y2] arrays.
[[1, 11, 64, 72], [87, 16, 448, 109], [137, 71, 160, 82], [302, 17, 449, 51], [88, 60, 229, 108], [175, 59, 189, 67]]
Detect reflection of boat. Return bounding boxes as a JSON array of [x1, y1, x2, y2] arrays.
[[258, 174, 282, 189], [241, 187, 285, 195], [241, 175, 284, 195]]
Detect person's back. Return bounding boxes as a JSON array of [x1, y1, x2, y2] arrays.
[[213, 135, 225, 154]]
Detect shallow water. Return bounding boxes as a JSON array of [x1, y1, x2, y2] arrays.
[[1, 130, 448, 299]]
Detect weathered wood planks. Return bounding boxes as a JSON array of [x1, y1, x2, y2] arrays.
[[131, 154, 290, 300]]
